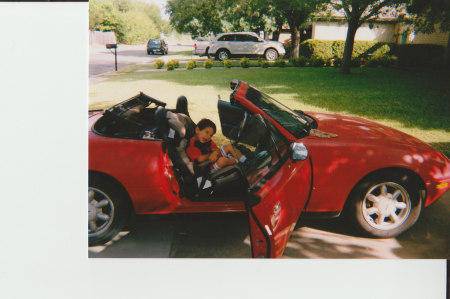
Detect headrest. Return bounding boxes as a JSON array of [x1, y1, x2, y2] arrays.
[[176, 96, 189, 116], [166, 111, 192, 138], [155, 107, 168, 123]]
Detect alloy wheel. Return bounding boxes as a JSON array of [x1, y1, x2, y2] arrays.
[[361, 182, 411, 231], [88, 187, 115, 237]]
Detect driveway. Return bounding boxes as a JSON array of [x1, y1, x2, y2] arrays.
[[89, 191, 449, 259]]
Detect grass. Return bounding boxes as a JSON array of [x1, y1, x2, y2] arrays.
[[90, 67, 450, 156]]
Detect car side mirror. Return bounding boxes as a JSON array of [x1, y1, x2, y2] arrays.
[[291, 142, 308, 161]]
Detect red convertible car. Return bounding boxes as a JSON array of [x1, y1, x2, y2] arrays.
[[89, 80, 449, 258]]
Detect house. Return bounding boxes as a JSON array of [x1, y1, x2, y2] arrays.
[[277, 6, 449, 47]]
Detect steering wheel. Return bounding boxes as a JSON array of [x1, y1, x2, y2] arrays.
[[237, 112, 248, 140]]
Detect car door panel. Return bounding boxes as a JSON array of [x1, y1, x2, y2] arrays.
[[248, 157, 312, 258], [217, 100, 245, 139]]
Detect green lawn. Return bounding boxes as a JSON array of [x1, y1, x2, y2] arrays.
[[90, 67, 450, 156]]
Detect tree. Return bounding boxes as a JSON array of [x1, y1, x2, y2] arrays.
[[406, 0, 450, 67], [331, 0, 406, 74], [267, 0, 327, 58], [117, 10, 159, 44], [166, 0, 282, 38], [89, 0, 169, 44], [89, 0, 121, 32], [166, 0, 224, 37]]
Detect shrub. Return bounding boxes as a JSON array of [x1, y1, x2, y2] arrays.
[[333, 57, 342, 67], [203, 59, 213, 69], [351, 57, 361, 68], [311, 57, 325, 67], [186, 60, 197, 70], [397, 44, 445, 69], [291, 56, 308, 67], [260, 60, 269, 68], [223, 59, 232, 68], [366, 56, 381, 68], [300, 40, 334, 60], [300, 39, 395, 61], [166, 59, 179, 70], [273, 57, 286, 67], [240, 57, 250, 68], [155, 59, 164, 69], [257, 57, 265, 66]]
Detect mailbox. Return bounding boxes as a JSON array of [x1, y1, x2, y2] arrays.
[[105, 44, 118, 71]]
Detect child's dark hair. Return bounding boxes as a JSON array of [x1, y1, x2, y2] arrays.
[[197, 118, 216, 133]]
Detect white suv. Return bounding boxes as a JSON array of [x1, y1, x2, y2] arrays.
[[207, 32, 285, 61]]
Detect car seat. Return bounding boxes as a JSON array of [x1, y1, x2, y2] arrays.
[[155, 107, 249, 200], [155, 107, 213, 199]]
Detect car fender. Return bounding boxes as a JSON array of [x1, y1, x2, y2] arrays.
[[89, 131, 181, 214], [302, 137, 442, 213]]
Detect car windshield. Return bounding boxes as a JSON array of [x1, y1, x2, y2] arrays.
[[245, 85, 310, 138], [149, 39, 160, 45]]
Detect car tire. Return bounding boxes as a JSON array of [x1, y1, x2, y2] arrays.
[[347, 172, 422, 238], [216, 49, 230, 61], [147, 50, 151, 55], [88, 175, 130, 246], [264, 48, 279, 61]]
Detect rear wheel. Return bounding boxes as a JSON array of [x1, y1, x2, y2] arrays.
[[264, 48, 278, 61], [88, 176, 130, 246], [347, 172, 422, 238], [216, 49, 230, 61]]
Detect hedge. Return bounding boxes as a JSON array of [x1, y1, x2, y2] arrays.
[[298, 39, 446, 69], [299, 39, 395, 60], [396, 44, 446, 69]]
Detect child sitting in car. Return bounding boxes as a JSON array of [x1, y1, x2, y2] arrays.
[[186, 118, 246, 173]]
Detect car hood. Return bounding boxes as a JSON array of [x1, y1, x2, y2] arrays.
[[307, 112, 435, 151]]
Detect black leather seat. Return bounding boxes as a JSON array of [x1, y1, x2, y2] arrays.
[[175, 95, 189, 116], [155, 107, 209, 198], [155, 107, 248, 200]]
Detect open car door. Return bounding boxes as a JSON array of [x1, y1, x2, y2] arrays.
[[218, 83, 312, 257]]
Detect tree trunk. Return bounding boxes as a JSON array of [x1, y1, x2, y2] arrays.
[[272, 30, 280, 41], [340, 18, 359, 75], [272, 15, 284, 41], [445, 33, 450, 69], [289, 25, 300, 58]]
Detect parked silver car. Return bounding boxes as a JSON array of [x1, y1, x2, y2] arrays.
[[207, 32, 285, 61], [193, 38, 211, 56]]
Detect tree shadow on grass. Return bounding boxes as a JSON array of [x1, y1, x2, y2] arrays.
[[106, 67, 450, 133]]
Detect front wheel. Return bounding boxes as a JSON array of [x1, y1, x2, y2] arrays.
[[216, 49, 230, 61], [264, 48, 278, 61], [89, 176, 130, 246], [347, 173, 422, 238]]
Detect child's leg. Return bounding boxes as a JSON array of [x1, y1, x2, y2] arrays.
[[220, 144, 243, 160], [215, 157, 236, 169]]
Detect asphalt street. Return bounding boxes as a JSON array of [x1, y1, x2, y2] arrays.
[[89, 43, 194, 81]]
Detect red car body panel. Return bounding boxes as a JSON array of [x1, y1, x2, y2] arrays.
[[300, 112, 450, 213], [89, 113, 246, 215]]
